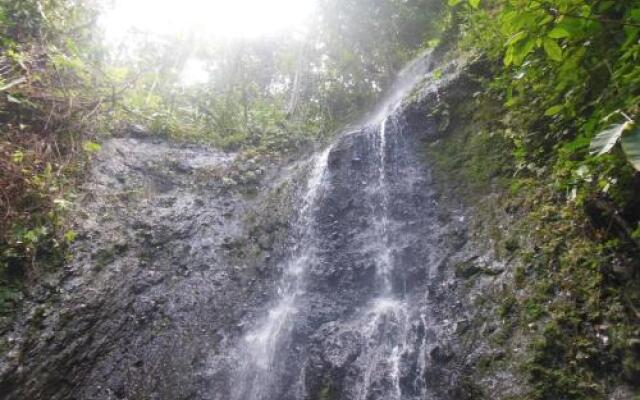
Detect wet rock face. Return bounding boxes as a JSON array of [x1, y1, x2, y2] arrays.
[[0, 138, 293, 400]]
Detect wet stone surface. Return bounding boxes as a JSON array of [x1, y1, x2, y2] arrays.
[[0, 138, 295, 400]]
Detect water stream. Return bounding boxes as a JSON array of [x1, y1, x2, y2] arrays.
[[232, 148, 331, 400]]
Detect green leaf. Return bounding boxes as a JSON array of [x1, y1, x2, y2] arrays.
[[548, 26, 571, 38], [621, 126, 640, 171], [53, 198, 71, 211], [448, 0, 464, 5], [512, 38, 537, 66], [64, 230, 77, 243], [590, 121, 632, 156], [544, 105, 564, 116], [543, 38, 563, 61], [23, 230, 40, 244], [82, 140, 102, 153], [468, 0, 480, 9], [505, 31, 528, 46], [504, 45, 515, 66]]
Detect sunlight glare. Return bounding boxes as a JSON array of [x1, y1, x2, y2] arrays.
[[102, 0, 317, 42], [180, 58, 209, 86]]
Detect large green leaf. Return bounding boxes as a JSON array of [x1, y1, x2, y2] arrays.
[[468, 0, 480, 9], [622, 126, 640, 171], [590, 122, 632, 156], [548, 19, 583, 39], [543, 38, 563, 61]]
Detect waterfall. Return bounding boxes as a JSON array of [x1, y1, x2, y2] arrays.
[[376, 116, 393, 293], [224, 51, 442, 400], [231, 148, 331, 400], [346, 53, 436, 399]]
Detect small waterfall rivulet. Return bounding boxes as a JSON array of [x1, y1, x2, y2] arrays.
[[221, 51, 461, 400], [231, 147, 331, 400]]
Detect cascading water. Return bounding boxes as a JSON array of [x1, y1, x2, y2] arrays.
[[347, 54, 439, 400], [231, 148, 331, 400], [354, 114, 408, 400], [220, 51, 462, 400]]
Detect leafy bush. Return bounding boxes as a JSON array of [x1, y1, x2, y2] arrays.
[[0, 0, 104, 313]]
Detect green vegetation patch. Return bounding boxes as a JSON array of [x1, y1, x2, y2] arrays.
[[425, 52, 640, 398]]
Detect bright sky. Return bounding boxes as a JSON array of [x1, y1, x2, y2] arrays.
[[101, 0, 317, 41]]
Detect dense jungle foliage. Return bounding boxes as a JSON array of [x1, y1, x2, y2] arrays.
[[441, 0, 640, 398]]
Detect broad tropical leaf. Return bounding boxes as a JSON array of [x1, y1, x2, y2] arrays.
[[590, 122, 632, 156], [621, 127, 640, 171]]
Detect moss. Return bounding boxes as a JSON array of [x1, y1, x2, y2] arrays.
[[319, 385, 332, 400], [513, 265, 526, 289], [93, 247, 117, 269], [30, 306, 47, 330], [504, 236, 520, 253], [522, 298, 545, 322], [498, 294, 517, 319], [316, 373, 334, 400], [0, 283, 23, 318]]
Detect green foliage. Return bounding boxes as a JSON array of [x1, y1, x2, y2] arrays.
[[85, 0, 448, 159], [0, 0, 105, 316], [454, 0, 640, 231], [449, 0, 481, 8], [429, 4, 640, 390]]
